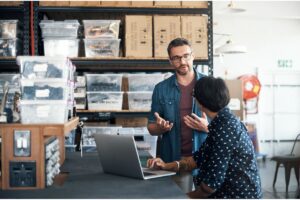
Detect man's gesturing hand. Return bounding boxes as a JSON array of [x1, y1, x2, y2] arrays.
[[154, 112, 173, 132], [183, 112, 208, 133]]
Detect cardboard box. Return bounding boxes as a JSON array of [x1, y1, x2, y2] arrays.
[[181, 15, 208, 59], [101, 1, 131, 7], [154, 0, 181, 7], [181, 1, 208, 8], [125, 15, 153, 58], [0, 1, 22, 6], [154, 15, 181, 58], [115, 117, 148, 127], [225, 79, 244, 121], [70, 1, 100, 7], [39, 1, 70, 6], [131, 1, 153, 7]]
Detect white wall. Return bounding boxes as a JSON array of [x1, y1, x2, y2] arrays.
[[213, 2, 300, 156], [213, 16, 300, 78]]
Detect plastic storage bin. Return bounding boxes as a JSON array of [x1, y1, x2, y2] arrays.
[[82, 20, 120, 38], [75, 97, 86, 109], [0, 73, 20, 88], [127, 91, 152, 111], [127, 73, 164, 91], [85, 74, 122, 91], [39, 20, 80, 38], [43, 38, 79, 57], [0, 20, 19, 38], [20, 100, 68, 124], [0, 38, 19, 56], [87, 91, 123, 111], [84, 38, 120, 57], [82, 126, 121, 146], [75, 75, 86, 87], [17, 56, 70, 79], [21, 79, 68, 100]]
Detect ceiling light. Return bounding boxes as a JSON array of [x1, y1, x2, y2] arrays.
[[215, 40, 247, 54], [227, 1, 246, 13]]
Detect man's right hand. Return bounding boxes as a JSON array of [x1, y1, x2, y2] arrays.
[[154, 112, 173, 132]]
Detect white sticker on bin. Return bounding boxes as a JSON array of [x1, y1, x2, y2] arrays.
[[228, 98, 241, 110], [33, 63, 48, 72], [36, 105, 50, 117], [35, 89, 50, 98]]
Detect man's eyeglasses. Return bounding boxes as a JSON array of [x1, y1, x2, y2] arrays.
[[170, 53, 192, 63]]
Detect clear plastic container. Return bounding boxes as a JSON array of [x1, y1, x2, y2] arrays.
[[0, 88, 21, 109], [83, 126, 122, 136], [127, 91, 152, 111], [21, 79, 68, 101], [82, 20, 120, 38], [17, 56, 70, 79], [74, 87, 86, 98], [0, 20, 18, 39], [82, 126, 122, 146], [0, 73, 20, 88], [0, 38, 19, 56], [20, 100, 68, 124], [75, 75, 86, 87], [39, 20, 80, 38], [87, 91, 123, 111], [85, 74, 122, 91], [84, 38, 120, 57], [127, 73, 164, 91], [43, 38, 79, 57]]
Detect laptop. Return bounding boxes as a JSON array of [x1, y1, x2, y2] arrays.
[[94, 134, 176, 180]]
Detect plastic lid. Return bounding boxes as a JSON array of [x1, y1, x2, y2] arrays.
[[40, 20, 80, 28]]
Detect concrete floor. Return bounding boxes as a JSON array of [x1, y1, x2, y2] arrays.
[[259, 159, 299, 199]]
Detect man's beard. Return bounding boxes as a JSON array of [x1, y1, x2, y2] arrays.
[[176, 64, 191, 75]]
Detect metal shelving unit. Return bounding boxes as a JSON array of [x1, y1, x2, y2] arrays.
[[0, 2, 30, 57], [33, 2, 213, 74], [0, 2, 213, 117]]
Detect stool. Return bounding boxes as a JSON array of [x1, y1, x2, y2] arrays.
[[271, 133, 300, 193], [271, 155, 300, 192]]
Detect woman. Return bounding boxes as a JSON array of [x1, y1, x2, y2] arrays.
[[147, 76, 262, 199]]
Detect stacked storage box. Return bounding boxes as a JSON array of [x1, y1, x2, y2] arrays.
[[0, 74, 21, 122], [17, 56, 75, 124], [74, 75, 86, 110], [85, 74, 123, 111], [81, 126, 157, 157], [127, 73, 164, 111], [39, 20, 80, 57], [83, 20, 121, 57], [0, 20, 20, 56]]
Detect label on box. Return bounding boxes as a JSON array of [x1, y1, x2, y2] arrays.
[[36, 105, 50, 117], [35, 89, 50, 98], [228, 98, 241, 110], [33, 63, 48, 72]]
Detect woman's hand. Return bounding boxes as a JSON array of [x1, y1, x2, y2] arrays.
[[147, 158, 166, 170]]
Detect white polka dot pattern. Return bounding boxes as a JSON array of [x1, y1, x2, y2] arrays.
[[193, 107, 262, 198]]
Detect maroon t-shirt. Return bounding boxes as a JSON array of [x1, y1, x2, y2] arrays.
[[178, 78, 196, 156]]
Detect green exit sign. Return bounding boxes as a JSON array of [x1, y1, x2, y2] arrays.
[[278, 59, 293, 68]]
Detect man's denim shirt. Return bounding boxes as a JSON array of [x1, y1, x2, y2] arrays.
[[148, 69, 208, 165]]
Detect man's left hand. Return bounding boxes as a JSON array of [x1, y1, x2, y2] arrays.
[[183, 113, 208, 133]]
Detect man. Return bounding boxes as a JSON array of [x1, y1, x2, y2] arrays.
[[147, 38, 208, 192], [147, 76, 262, 199]]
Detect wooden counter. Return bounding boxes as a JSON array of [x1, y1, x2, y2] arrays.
[[0, 117, 79, 190]]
